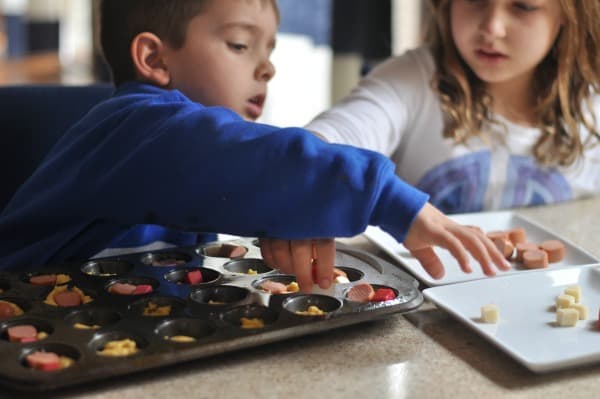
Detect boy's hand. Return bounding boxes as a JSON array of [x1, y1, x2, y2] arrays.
[[403, 203, 511, 279], [259, 238, 335, 293]]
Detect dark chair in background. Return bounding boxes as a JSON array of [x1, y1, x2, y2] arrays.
[[0, 84, 114, 211]]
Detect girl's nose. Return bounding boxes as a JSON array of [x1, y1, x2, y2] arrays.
[[255, 59, 276, 82], [479, 6, 507, 40]]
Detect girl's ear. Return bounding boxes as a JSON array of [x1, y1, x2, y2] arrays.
[[130, 32, 171, 87]]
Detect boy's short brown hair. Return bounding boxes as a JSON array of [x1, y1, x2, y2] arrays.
[[100, 0, 279, 86]]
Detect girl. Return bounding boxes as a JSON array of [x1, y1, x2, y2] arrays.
[[306, 0, 600, 214]]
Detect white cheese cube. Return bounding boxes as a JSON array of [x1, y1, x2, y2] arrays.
[[556, 308, 579, 326], [569, 303, 588, 320], [481, 304, 499, 323], [564, 285, 581, 303], [556, 294, 575, 309]]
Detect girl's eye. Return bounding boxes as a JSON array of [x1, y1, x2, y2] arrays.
[[514, 2, 538, 11], [227, 42, 248, 52]]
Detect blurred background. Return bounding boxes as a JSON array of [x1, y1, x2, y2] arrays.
[[0, 0, 428, 126]]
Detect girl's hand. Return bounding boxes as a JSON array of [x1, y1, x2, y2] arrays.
[[259, 238, 335, 293]]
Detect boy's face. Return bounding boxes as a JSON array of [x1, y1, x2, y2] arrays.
[[164, 0, 277, 121]]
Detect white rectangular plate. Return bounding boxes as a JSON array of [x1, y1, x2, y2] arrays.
[[423, 264, 600, 372], [365, 211, 598, 286]]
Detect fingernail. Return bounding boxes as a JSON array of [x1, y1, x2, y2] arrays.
[[319, 279, 331, 289], [504, 260, 512, 269]]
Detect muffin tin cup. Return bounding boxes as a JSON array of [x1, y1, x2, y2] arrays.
[[188, 285, 252, 319], [0, 240, 423, 392], [140, 252, 193, 268], [282, 294, 343, 320], [220, 304, 279, 331], [81, 259, 135, 278], [64, 308, 121, 331], [251, 274, 299, 308], [155, 318, 215, 344]]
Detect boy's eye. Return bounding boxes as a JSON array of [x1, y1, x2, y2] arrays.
[[227, 42, 248, 52]]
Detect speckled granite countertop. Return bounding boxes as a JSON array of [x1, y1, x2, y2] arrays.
[[5, 197, 600, 399]]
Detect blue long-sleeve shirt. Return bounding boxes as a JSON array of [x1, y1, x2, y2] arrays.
[[0, 82, 429, 269]]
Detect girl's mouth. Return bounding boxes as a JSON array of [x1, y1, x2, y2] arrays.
[[475, 49, 507, 63]]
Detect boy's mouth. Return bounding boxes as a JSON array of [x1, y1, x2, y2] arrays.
[[246, 94, 265, 120]]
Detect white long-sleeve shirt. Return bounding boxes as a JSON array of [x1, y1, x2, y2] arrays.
[[307, 46, 600, 213]]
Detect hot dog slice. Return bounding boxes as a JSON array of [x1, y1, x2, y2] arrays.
[[515, 242, 539, 263], [0, 302, 15, 319], [333, 268, 347, 278], [54, 290, 82, 307], [26, 351, 61, 371], [109, 283, 137, 295], [507, 227, 527, 245], [260, 280, 288, 294], [185, 270, 203, 285], [347, 283, 375, 303], [540, 240, 565, 263], [218, 244, 247, 258], [132, 284, 153, 295], [523, 249, 549, 269], [29, 274, 57, 286], [8, 325, 38, 342], [491, 237, 515, 260], [371, 288, 396, 302]]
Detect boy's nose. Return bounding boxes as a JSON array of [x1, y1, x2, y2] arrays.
[[479, 6, 507, 39], [256, 60, 276, 82]]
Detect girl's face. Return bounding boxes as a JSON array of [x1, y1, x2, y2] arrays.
[[450, 0, 563, 89]]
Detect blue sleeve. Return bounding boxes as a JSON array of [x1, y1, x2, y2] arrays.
[[31, 90, 430, 243]]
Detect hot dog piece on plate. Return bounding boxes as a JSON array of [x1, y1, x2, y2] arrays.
[[540, 240, 565, 263], [523, 249, 549, 269], [515, 242, 538, 263], [54, 290, 83, 307], [507, 227, 527, 245], [491, 237, 515, 260], [347, 283, 375, 303]]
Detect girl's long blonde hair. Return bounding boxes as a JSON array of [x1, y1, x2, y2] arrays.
[[427, 0, 600, 166]]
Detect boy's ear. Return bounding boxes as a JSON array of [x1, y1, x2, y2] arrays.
[[130, 32, 171, 87]]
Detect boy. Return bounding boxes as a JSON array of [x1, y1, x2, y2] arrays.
[[0, 0, 509, 292]]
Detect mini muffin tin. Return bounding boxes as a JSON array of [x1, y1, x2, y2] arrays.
[[0, 238, 423, 392]]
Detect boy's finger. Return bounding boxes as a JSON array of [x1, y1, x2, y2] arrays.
[[315, 239, 335, 288], [290, 240, 313, 293], [411, 246, 445, 279], [259, 239, 276, 269], [270, 239, 293, 274]]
